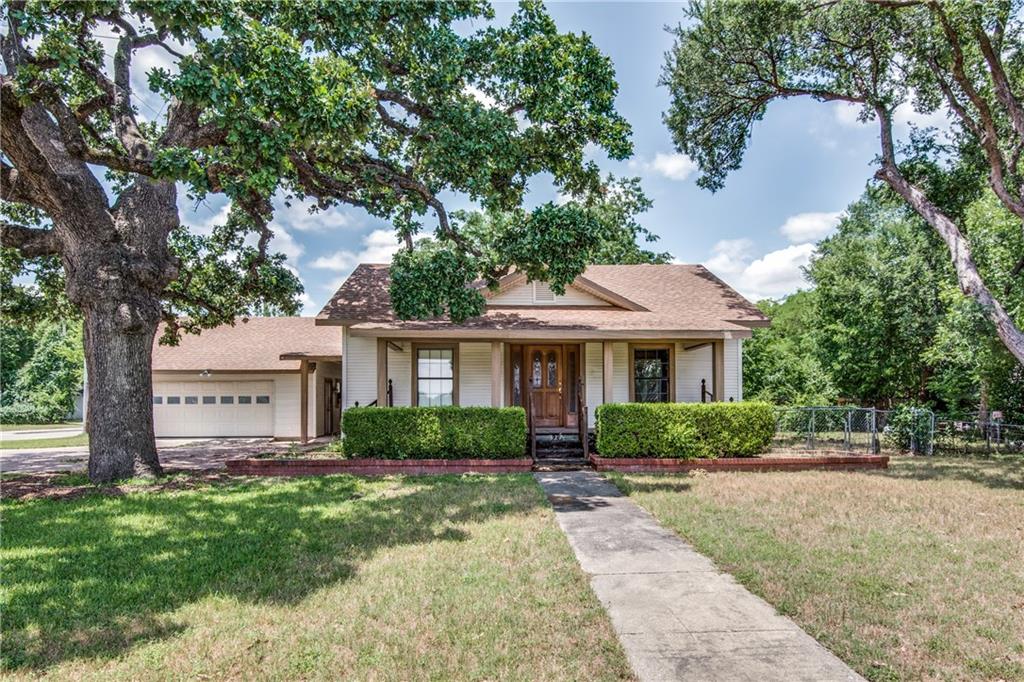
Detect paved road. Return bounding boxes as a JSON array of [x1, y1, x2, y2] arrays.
[[0, 426, 83, 442], [0, 437, 325, 474], [535, 471, 863, 682]]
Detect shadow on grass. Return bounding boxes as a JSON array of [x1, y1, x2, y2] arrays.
[[875, 456, 1024, 491], [1, 474, 542, 673], [603, 472, 694, 495]]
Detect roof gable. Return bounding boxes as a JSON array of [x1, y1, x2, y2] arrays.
[[317, 263, 769, 334], [480, 273, 639, 309]]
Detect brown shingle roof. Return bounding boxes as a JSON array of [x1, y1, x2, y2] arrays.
[[317, 264, 768, 335], [152, 317, 342, 371]]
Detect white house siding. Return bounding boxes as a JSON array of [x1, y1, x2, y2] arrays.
[[724, 338, 742, 402], [344, 333, 377, 409], [387, 343, 412, 407], [459, 342, 491, 406], [487, 281, 610, 306], [611, 342, 629, 404], [677, 343, 713, 402], [585, 342, 603, 427]]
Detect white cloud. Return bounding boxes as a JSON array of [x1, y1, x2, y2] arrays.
[[651, 152, 697, 181], [312, 229, 405, 289], [628, 152, 698, 182], [702, 239, 816, 302], [778, 211, 841, 243], [464, 84, 497, 108], [834, 98, 951, 133], [273, 196, 355, 233], [180, 200, 229, 237]]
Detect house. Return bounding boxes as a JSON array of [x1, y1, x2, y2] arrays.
[[317, 263, 768, 433], [150, 317, 342, 440]]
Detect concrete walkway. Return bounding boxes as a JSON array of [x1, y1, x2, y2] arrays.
[[535, 471, 863, 682]]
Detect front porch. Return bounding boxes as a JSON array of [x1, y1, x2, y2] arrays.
[[340, 334, 745, 433]]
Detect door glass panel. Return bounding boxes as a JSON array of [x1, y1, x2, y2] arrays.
[[546, 351, 557, 388], [567, 351, 577, 413], [531, 351, 542, 388]]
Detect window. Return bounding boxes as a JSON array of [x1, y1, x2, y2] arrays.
[[167, 396, 181, 405], [220, 396, 234, 404], [416, 347, 455, 406], [153, 396, 163, 405], [238, 395, 252, 404], [632, 347, 671, 403], [256, 395, 271, 404], [202, 396, 216, 405], [184, 396, 198, 405]]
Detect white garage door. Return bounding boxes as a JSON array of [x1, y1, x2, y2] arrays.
[[153, 380, 274, 437]]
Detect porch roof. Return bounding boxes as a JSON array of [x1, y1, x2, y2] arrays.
[[317, 263, 768, 335]]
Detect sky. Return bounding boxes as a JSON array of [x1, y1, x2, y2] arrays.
[[100, 2, 946, 314]]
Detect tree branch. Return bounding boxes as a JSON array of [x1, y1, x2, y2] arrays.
[[0, 222, 61, 257]]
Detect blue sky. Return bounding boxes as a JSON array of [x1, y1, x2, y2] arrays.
[[156, 3, 942, 313]]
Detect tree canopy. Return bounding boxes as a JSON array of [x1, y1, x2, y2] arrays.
[[661, 0, 1024, 364], [1, 0, 636, 481]]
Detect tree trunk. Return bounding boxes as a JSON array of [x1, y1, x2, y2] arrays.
[[82, 299, 163, 482], [877, 166, 1024, 366]]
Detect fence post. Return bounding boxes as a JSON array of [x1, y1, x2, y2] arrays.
[[809, 409, 816, 451], [869, 409, 877, 454], [844, 409, 852, 451]]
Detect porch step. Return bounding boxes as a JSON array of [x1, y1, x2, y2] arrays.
[[534, 447, 584, 458], [532, 459, 590, 472]]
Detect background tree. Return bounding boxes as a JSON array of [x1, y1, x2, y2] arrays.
[[807, 190, 952, 404], [742, 291, 837, 405], [1, 1, 632, 482], [661, 0, 1024, 363]]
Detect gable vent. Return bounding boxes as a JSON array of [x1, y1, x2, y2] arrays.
[[533, 281, 556, 303]]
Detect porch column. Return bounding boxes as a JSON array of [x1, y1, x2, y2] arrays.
[[376, 338, 388, 405], [300, 359, 309, 443], [713, 339, 725, 401], [491, 341, 503, 407], [603, 341, 614, 404]]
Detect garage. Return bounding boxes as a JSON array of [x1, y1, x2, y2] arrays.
[[150, 317, 343, 440], [152, 380, 274, 438]]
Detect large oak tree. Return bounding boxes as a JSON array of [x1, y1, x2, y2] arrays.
[[661, 0, 1024, 364], [1, 0, 632, 482]]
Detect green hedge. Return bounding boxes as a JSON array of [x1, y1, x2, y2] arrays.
[[595, 401, 775, 458], [0, 402, 69, 425], [342, 406, 527, 459]]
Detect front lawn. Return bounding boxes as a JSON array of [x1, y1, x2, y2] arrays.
[[609, 458, 1024, 681], [0, 432, 88, 450], [1, 474, 631, 680]]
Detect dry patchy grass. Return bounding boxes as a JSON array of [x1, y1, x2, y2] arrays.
[[1, 474, 631, 681], [610, 457, 1024, 682]]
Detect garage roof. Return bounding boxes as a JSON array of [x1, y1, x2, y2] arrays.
[[152, 317, 342, 372]]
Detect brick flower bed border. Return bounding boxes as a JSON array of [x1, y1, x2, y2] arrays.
[[226, 457, 534, 477], [588, 453, 889, 473]]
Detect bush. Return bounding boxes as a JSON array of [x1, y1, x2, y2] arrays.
[[0, 401, 68, 425], [595, 401, 775, 458], [342, 406, 527, 459]]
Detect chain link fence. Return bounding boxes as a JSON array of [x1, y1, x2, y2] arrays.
[[773, 406, 1024, 456], [934, 418, 1024, 456], [773, 406, 934, 455]]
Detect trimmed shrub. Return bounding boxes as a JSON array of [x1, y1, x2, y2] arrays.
[[342, 406, 527, 459], [595, 401, 775, 458], [0, 401, 68, 425]]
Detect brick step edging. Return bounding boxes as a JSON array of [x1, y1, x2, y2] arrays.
[[589, 454, 889, 472], [226, 457, 534, 477]]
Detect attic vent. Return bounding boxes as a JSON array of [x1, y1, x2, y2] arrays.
[[533, 281, 556, 303]]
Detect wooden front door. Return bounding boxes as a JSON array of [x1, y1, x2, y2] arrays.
[[527, 345, 563, 427]]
